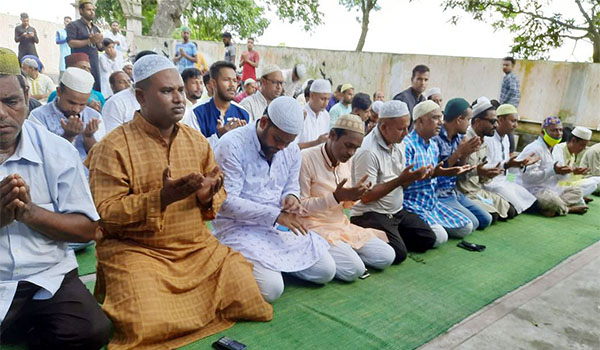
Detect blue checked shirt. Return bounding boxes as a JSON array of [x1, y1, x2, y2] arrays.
[[403, 130, 471, 229], [499, 72, 520, 107], [432, 125, 463, 198]]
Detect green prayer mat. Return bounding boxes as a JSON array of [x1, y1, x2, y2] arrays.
[[3, 203, 599, 350], [182, 202, 600, 350], [76, 242, 97, 276]]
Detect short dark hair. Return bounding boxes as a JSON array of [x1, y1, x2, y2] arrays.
[[304, 79, 314, 99], [209, 61, 236, 81], [103, 38, 114, 47], [247, 37, 255, 42], [134, 50, 156, 63], [64, 16, 72, 20], [109, 71, 126, 86], [181, 68, 202, 83], [79, 2, 92, 10], [335, 84, 343, 93], [331, 128, 348, 138], [352, 93, 371, 111], [20, 13, 28, 19], [372, 91, 380, 99], [490, 99, 500, 108], [503, 56, 516, 65], [222, 32, 232, 38], [202, 72, 211, 86], [111, 21, 119, 25], [412, 65, 430, 78]]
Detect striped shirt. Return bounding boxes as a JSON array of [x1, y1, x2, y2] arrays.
[[499, 72, 520, 107], [432, 125, 463, 197], [403, 130, 471, 229]]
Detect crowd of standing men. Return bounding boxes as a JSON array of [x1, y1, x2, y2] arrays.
[[2, 0, 600, 349]]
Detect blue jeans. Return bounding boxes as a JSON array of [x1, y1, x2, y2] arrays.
[[439, 192, 492, 230]]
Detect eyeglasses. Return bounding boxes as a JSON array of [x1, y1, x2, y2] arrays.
[[264, 78, 284, 86], [482, 118, 498, 125]]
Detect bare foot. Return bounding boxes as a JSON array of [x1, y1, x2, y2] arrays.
[[584, 196, 594, 203], [568, 205, 588, 215]]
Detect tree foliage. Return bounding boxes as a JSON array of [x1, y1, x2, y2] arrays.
[[339, 0, 381, 52], [184, 0, 270, 41], [95, 0, 324, 41], [442, 0, 600, 62], [95, 0, 157, 35]]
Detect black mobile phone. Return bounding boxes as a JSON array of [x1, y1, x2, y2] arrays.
[[212, 336, 247, 350]]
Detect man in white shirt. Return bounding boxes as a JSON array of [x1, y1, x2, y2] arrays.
[[282, 63, 306, 97], [518, 116, 587, 216], [98, 38, 124, 98], [103, 21, 128, 58], [240, 64, 283, 122], [297, 78, 331, 149], [21, 58, 54, 102], [482, 104, 537, 213]]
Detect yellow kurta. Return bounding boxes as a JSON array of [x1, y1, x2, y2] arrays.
[[299, 145, 388, 249], [85, 113, 272, 350]]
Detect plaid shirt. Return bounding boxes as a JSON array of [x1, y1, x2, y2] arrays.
[[403, 130, 471, 229], [499, 72, 520, 107], [432, 125, 463, 197]]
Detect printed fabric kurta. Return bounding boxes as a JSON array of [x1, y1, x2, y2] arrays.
[[403, 130, 471, 228], [299, 145, 388, 249], [85, 113, 272, 350], [212, 122, 330, 272], [457, 128, 512, 218]]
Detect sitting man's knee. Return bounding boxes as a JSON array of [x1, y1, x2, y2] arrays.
[[259, 278, 285, 303]]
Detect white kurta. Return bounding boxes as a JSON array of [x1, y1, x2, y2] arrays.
[[297, 104, 330, 144], [102, 87, 139, 133], [552, 142, 600, 196], [239, 90, 267, 122], [212, 122, 330, 272], [483, 131, 536, 213], [98, 53, 124, 98], [518, 136, 567, 196]]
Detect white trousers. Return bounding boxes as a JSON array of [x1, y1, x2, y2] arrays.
[[253, 252, 336, 303], [328, 237, 395, 282]]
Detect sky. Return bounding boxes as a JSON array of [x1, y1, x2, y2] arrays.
[[3, 0, 594, 62]]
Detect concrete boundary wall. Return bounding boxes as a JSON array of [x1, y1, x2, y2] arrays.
[[136, 35, 600, 131]]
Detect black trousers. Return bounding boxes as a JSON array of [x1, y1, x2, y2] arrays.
[[0, 269, 111, 350], [351, 209, 436, 265]]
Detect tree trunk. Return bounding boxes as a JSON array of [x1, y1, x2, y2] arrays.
[[355, 2, 371, 51], [593, 35, 600, 63], [149, 0, 192, 38]]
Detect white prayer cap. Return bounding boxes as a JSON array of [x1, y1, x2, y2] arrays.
[[413, 100, 440, 121], [424, 87, 441, 99], [294, 64, 307, 79], [133, 54, 177, 83], [472, 96, 494, 118], [571, 126, 592, 141], [379, 100, 409, 119], [260, 63, 282, 78], [371, 100, 384, 115], [310, 79, 332, 93], [122, 61, 133, 68], [244, 78, 256, 86], [21, 58, 38, 70], [60, 67, 94, 94], [267, 96, 304, 135]]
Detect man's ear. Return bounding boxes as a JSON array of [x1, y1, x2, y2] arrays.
[[135, 87, 145, 106]]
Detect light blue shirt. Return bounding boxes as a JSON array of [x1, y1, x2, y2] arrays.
[[29, 100, 106, 164], [328, 101, 352, 128], [175, 41, 198, 73], [0, 120, 99, 324], [56, 28, 71, 72]]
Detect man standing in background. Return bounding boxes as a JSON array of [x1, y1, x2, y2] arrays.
[[223, 32, 236, 64], [499, 56, 521, 153], [173, 26, 197, 73], [103, 21, 128, 59], [14, 13, 39, 63], [67, 0, 104, 92], [240, 38, 259, 82], [56, 16, 72, 81]]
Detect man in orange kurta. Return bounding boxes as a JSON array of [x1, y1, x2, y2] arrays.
[[85, 54, 272, 350], [299, 114, 395, 282]]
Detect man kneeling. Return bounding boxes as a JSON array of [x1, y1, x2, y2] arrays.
[[300, 114, 395, 281], [0, 47, 110, 350], [213, 96, 334, 303], [86, 55, 272, 350]]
